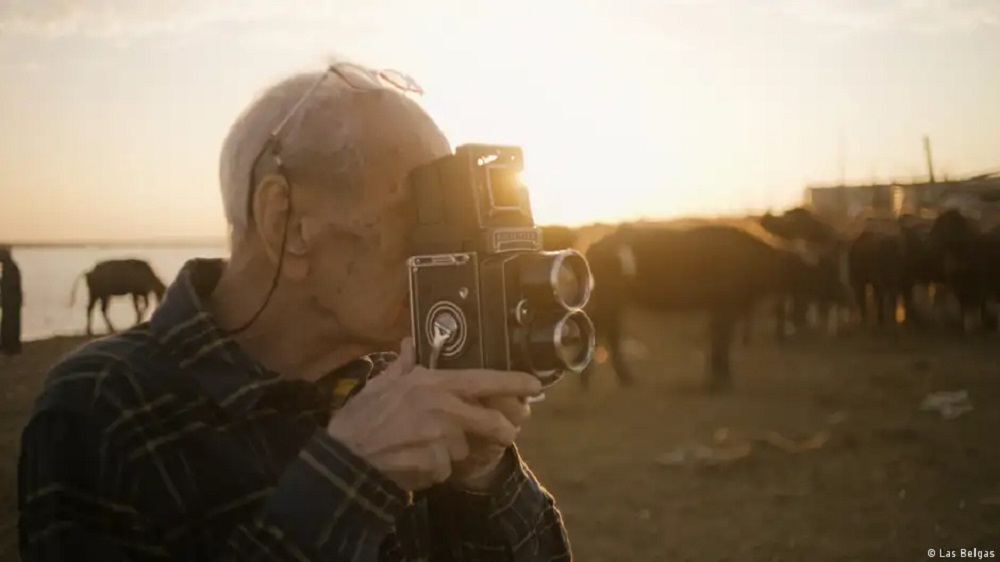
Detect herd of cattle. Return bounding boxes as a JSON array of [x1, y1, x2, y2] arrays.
[[543, 207, 1000, 392], [68, 207, 1000, 393]]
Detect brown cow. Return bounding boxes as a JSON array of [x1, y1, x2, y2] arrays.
[[70, 259, 167, 335], [927, 209, 1000, 333], [539, 225, 579, 251], [759, 208, 852, 333], [583, 224, 850, 392]]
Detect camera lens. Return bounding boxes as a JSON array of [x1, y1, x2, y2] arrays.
[[522, 309, 596, 376], [519, 249, 593, 310], [553, 310, 595, 372], [555, 314, 585, 366], [555, 260, 579, 305]]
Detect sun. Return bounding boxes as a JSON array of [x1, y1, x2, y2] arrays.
[[411, 6, 706, 228]]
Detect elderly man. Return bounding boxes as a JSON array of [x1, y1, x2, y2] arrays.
[[18, 62, 571, 561]]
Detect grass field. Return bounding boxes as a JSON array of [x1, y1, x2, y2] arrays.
[[1, 309, 999, 561]]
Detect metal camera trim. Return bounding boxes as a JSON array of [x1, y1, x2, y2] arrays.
[[533, 367, 561, 387], [408, 254, 472, 269], [407, 252, 483, 367], [425, 300, 468, 358], [548, 249, 594, 310], [552, 309, 597, 374], [514, 298, 532, 326]]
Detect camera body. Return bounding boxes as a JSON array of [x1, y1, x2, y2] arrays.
[[407, 144, 595, 387]]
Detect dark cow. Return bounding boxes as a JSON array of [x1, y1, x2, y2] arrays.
[[926, 209, 1000, 332], [761, 209, 955, 330], [897, 216, 948, 325], [847, 227, 908, 328], [740, 246, 849, 344], [760, 208, 841, 246], [758, 208, 850, 333], [583, 224, 849, 392], [539, 225, 578, 251], [70, 259, 167, 335]]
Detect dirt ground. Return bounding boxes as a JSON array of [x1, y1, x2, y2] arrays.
[[1, 312, 999, 561]]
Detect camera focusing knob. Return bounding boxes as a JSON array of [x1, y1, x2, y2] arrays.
[[432, 312, 458, 344], [425, 301, 468, 364]]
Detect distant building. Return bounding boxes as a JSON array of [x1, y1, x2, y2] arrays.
[[803, 171, 1000, 227]]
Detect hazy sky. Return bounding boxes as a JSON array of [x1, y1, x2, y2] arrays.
[[1, 0, 999, 242]]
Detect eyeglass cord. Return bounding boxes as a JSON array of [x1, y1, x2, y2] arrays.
[[223, 197, 292, 336]]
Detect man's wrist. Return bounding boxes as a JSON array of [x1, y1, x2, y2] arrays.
[[453, 447, 516, 492], [427, 445, 558, 549]]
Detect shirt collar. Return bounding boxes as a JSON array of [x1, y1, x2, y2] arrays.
[[148, 258, 395, 415]]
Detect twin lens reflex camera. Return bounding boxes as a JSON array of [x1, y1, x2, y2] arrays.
[[406, 144, 596, 387]]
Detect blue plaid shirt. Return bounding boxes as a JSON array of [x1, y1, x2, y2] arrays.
[[18, 258, 572, 561]]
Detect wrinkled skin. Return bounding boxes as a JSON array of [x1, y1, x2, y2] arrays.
[[327, 338, 541, 492]]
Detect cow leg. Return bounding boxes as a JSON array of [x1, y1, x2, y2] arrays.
[[824, 303, 842, 337], [872, 286, 887, 328], [981, 301, 998, 332], [790, 294, 808, 334], [605, 314, 634, 388], [806, 302, 819, 331], [901, 284, 921, 327], [816, 303, 832, 337], [85, 297, 97, 336], [773, 297, 787, 342], [132, 294, 143, 325], [740, 306, 753, 345], [852, 283, 868, 326], [580, 307, 632, 390], [706, 309, 736, 393], [101, 298, 116, 333], [960, 302, 979, 335]]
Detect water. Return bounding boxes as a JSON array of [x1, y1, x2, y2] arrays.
[[2, 245, 228, 341]]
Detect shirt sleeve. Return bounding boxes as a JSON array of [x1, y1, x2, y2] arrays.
[[425, 446, 572, 562], [18, 412, 411, 562]]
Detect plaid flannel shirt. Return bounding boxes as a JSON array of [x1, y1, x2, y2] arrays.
[[18, 258, 572, 561]]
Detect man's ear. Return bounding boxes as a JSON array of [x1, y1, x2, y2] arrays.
[[252, 174, 310, 281]]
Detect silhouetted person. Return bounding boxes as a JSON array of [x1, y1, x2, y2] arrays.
[[0, 246, 23, 355]]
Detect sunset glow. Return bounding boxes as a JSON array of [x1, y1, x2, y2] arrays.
[[1, 0, 998, 242]]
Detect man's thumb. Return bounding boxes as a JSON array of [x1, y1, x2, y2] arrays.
[[395, 337, 416, 373]]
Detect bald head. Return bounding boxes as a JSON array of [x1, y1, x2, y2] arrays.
[[219, 66, 450, 246], [212, 62, 453, 352]]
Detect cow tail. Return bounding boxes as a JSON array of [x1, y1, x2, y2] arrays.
[[69, 272, 86, 307]]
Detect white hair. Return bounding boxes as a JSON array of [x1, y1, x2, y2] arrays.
[[219, 70, 365, 247]]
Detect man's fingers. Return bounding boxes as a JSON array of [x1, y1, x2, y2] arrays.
[[481, 396, 531, 427], [371, 443, 452, 491], [434, 370, 542, 399], [443, 428, 470, 462], [434, 394, 519, 445], [429, 441, 452, 484]]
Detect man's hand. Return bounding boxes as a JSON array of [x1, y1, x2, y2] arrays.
[[451, 396, 531, 490], [326, 339, 541, 492]]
